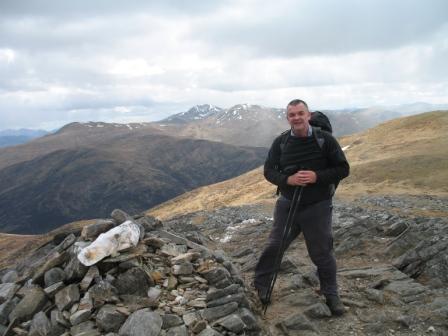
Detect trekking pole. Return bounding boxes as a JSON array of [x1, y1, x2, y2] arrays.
[[263, 185, 304, 315]]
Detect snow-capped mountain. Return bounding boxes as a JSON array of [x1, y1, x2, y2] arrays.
[[161, 104, 223, 123], [151, 104, 288, 147], [214, 104, 284, 124], [152, 102, 447, 147]]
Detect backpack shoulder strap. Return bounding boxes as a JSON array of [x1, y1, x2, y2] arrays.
[[279, 129, 290, 153], [312, 127, 338, 195], [275, 130, 290, 196], [312, 126, 325, 150]]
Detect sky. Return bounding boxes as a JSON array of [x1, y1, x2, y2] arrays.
[[0, 0, 447, 130]]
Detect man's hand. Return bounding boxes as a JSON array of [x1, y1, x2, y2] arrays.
[[287, 170, 317, 186]]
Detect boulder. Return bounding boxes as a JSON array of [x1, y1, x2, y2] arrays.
[[0, 297, 19, 325], [77, 221, 140, 266], [303, 302, 332, 318], [81, 220, 115, 240], [64, 255, 88, 282], [44, 268, 66, 287], [44, 281, 65, 298], [214, 314, 245, 333], [201, 302, 238, 322], [79, 266, 100, 292], [1, 270, 18, 284], [135, 216, 162, 231], [9, 287, 48, 323], [166, 325, 188, 336], [0, 283, 19, 303], [197, 327, 223, 336], [70, 309, 92, 326], [88, 280, 119, 307], [111, 209, 131, 224], [55, 284, 80, 311], [70, 320, 98, 336], [162, 314, 183, 329], [206, 284, 240, 302], [96, 305, 126, 332], [114, 268, 151, 296], [118, 309, 162, 336], [237, 308, 259, 331], [201, 267, 232, 288], [276, 313, 318, 333], [172, 263, 194, 275], [29, 311, 51, 336]]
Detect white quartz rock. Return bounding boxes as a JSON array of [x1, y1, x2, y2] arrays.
[[77, 220, 140, 266]]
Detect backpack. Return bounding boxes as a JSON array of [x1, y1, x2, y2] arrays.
[[276, 111, 337, 195]]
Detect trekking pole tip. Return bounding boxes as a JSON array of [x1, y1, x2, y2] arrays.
[[262, 304, 269, 316]]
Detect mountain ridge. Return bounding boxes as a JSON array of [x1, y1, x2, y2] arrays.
[[151, 103, 448, 148], [148, 110, 448, 220], [0, 131, 267, 234], [1, 111, 447, 335]]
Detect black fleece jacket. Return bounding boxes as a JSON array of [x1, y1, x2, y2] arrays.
[[264, 129, 349, 204]]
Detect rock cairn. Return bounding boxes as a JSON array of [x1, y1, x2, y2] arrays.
[[0, 209, 262, 336]]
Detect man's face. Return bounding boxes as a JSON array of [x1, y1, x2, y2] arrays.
[[286, 103, 311, 135]]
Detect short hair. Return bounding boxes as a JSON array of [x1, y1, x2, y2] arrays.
[[287, 99, 309, 110]]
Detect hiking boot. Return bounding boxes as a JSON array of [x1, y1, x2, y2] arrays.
[[256, 286, 270, 305], [325, 294, 345, 316]]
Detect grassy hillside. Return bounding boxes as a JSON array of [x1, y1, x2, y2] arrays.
[[147, 167, 276, 220], [148, 111, 448, 219], [0, 219, 95, 269], [2, 111, 446, 267], [337, 110, 448, 195], [0, 127, 266, 233]]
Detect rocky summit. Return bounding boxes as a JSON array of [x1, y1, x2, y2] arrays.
[[0, 210, 262, 336], [0, 194, 447, 336], [161, 194, 448, 336]]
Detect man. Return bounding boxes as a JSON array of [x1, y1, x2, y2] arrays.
[[254, 99, 349, 316]]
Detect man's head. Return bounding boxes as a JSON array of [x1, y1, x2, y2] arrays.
[[286, 99, 311, 137]]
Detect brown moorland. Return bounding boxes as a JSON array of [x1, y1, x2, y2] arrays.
[[149, 111, 448, 220], [2, 111, 446, 268]]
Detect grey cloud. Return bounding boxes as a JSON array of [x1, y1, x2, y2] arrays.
[[0, 0, 447, 130], [0, 16, 147, 53], [0, 89, 164, 130], [0, 0, 230, 19], [193, 0, 448, 57], [0, 0, 229, 53]]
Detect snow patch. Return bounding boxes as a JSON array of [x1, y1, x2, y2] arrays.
[[219, 218, 258, 243], [342, 145, 351, 151]]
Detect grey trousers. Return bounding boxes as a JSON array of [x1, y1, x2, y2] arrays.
[[254, 196, 338, 296]]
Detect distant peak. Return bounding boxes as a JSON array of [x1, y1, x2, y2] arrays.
[[56, 121, 151, 133], [187, 104, 222, 113], [162, 104, 224, 123]]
